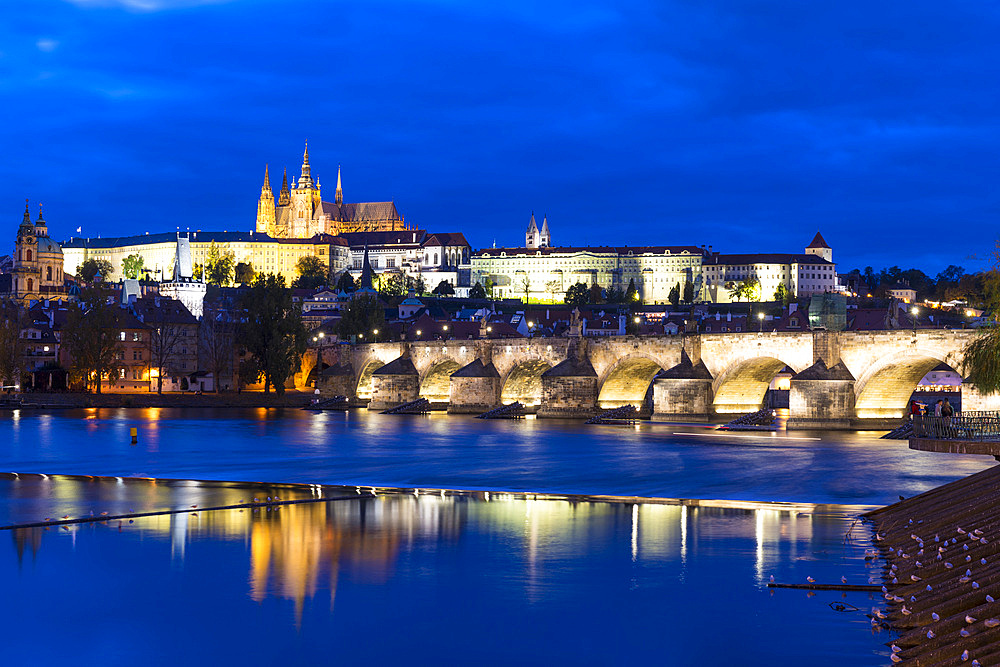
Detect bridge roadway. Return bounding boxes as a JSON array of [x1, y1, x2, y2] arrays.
[[306, 329, 996, 429]]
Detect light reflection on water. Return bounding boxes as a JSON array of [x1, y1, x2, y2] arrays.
[[0, 407, 993, 504], [2, 476, 889, 665]]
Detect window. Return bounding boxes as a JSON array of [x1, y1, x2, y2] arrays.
[[120, 332, 126, 341], [387, 258, 395, 268], [46, 266, 52, 281], [27, 278, 32, 291], [354, 259, 362, 269], [26, 249, 32, 262]]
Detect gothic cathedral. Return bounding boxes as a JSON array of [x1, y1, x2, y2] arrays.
[[255, 144, 409, 239]]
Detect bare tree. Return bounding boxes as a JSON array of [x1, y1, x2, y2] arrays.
[[62, 288, 124, 394], [135, 296, 191, 394], [0, 302, 27, 388], [200, 306, 236, 392]]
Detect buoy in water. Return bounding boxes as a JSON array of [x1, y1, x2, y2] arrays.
[[130, 427, 138, 444]]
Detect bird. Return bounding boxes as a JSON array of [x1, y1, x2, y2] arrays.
[[973, 661, 982, 667], [893, 595, 905, 603], [911, 533, 920, 541], [890, 654, 903, 663], [61, 515, 69, 520], [959, 527, 967, 534], [874, 608, 888, 620], [967, 555, 973, 562], [806, 576, 815, 583], [841, 576, 847, 584], [967, 569, 973, 577], [892, 578, 899, 584], [960, 576, 972, 583], [973, 581, 981, 589], [931, 612, 940, 621], [916, 560, 923, 567], [769, 575, 775, 583], [910, 596, 917, 602], [974, 529, 984, 536], [99, 511, 108, 516], [926, 585, 933, 592], [964, 544, 970, 551], [987, 595, 995, 603], [935, 534, 940, 542], [946, 562, 954, 569], [966, 615, 977, 624], [891, 643, 901, 653], [901, 606, 911, 615], [927, 630, 936, 639], [911, 575, 922, 582], [972, 534, 981, 541], [984, 619, 1000, 628], [190, 504, 197, 509], [960, 628, 971, 637], [981, 558, 987, 565], [962, 650, 970, 661], [982, 538, 989, 545]]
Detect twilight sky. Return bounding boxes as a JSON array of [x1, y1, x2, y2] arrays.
[[2, 0, 999, 274]]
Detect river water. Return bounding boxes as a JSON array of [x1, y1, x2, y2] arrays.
[[1, 408, 994, 665]]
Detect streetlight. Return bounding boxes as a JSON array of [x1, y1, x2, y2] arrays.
[[758, 312, 765, 332], [910, 306, 919, 333], [416, 329, 422, 336], [373, 329, 379, 335]]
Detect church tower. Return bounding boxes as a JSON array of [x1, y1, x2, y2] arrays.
[[255, 165, 276, 235], [805, 232, 832, 262], [278, 167, 290, 206], [335, 165, 343, 205], [539, 215, 550, 248], [290, 142, 322, 238], [525, 212, 539, 248], [13, 200, 39, 302]]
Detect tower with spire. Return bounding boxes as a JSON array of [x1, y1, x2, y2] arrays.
[[335, 165, 343, 206], [539, 215, 550, 248], [9, 200, 66, 304], [255, 165, 276, 235], [288, 142, 323, 238], [525, 213, 539, 248]]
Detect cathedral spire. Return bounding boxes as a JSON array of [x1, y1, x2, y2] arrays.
[[21, 199, 31, 227], [360, 243, 375, 290], [335, 165, 343, 205], [279, 167, 290, 205], [297, 141, 315, 189], [263, 164, 271, 192]]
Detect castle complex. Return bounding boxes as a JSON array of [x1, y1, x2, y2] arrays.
[[255, 144, 408, 238]]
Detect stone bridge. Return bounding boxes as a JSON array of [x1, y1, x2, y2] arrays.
[[310, 330, 996, 428]]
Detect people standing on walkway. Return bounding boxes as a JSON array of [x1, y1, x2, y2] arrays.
[[909, 400, 921, 420], [934, 400, 943, 417]]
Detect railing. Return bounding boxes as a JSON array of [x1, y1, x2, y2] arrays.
[[912, 412, 1000, 441]]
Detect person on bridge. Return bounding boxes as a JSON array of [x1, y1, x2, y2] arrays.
[[909, 400, 921, 420]]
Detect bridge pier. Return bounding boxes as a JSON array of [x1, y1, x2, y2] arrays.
[[369, 357, 420, 411], [316, 362, 356, 401], [448, 359, 501, 414], [537, 358, 599, 418], [651, 353, 714, 421], [786, 360, 856, 429]]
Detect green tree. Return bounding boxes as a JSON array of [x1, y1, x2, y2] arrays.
[[337, 292, 387, 342], [774, 283, 792, 306], [469, 282, 487, 299], [683, 280, 694, 304], [292, 255, 328, 289], [519, 275, 531, 302], [193, 263, 204, 281], [413, 276, 427, 295], [626, 278, 639, 303], [62, 287, 125, 394], [433, 280, 455, 296], [237, 274, 307, 394], [378, 272, 409, 298], [335, 271, 356, 293], [606, 286, 625, 304], [589, 283, 604, 304], [962, 327, 1000, 395], [77, 258, 114, 283], [234, 262, 256, 286], [668, 283, 680, 306], [484, 277, 495, 298], [564, 282, 590, 307], [205, 242, 236, 287], [122, 254, 145, 280]]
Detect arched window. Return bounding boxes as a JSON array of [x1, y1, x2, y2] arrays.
[[26, 249, 32, 262], [27, 278, 33, 291], [46, 266, 52, 281]]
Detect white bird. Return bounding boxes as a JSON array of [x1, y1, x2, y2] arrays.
[[987, 595, 995, 603], [974, 529, 983, 536], [967, 569, 973, 577], [946, 562, 954, 568], [874, 608, 888, 619], [916, 560, 923, 567], [932, 612, 940, 621], [893, 595, 905, 603], [769, 575, 774, 583], [981, 538, 989, 545], [841, 576, 847, 584], [926, 585, 933, 592], [927, 630, 936, 639], [935, 534, 940, 542], [960, 576, 972, 583], [901, 605, 911, 615], [964, 544, 970, 551], [960, 628, 971, 637], [911, 533, 920, 541], [973, 581, 981, 589], [891, 644, 901, 653], [971, 534, 980, 541], [806, 576, 815, 583], [967, 555, 973, 562], [892, 577, 899, 584], [882, 585, 889, 593], [890, 654, 902, 664], [973, 660, 982, 667], [981, 558, 987, 565], [911, 574, 922, 582], [962, 649, 970, 661], [910, 596, 917, 602], [966, 615, 977, 624], [984, 618, 1000, 628], [959, 527, 967, 534]]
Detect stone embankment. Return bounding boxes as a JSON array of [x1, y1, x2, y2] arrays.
[[12, 391, 313, 409], [864, 465, 1000, 665]]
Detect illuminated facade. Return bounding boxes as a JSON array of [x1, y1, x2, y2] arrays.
[[6, 201, 68, 304], [256, 144, 409, 238]]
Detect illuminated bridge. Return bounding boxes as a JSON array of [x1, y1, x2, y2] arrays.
[[308, 330, 990, 429]]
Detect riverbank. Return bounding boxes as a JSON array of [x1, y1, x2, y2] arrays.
[[863, 463, 1000, 665], [12, 390, 314, 409]]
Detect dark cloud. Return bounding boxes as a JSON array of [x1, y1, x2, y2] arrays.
[[1, 0, 998, 273]]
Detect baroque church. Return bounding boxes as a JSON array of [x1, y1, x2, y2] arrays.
[[4, 200, 67, 304], [256, 143, 409, 239]]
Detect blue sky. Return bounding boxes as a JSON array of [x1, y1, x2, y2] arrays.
[[2, 0, 999, 274]]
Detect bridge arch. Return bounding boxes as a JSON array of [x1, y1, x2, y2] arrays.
[[712, 356, 797, 414], [355, 358, 385, 401], [597, 354, 665, 410], [420, 359, 462, 404], [500, 360, 553, 406], [854, 349, 957, 419]]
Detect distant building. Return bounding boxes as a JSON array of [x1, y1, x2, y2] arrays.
[[255, 144, 408, 238], [342, 230, 471, 289], [157, 234, 207, 319], [886, 283, 917, 303], [4, 201, 68, 304]]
